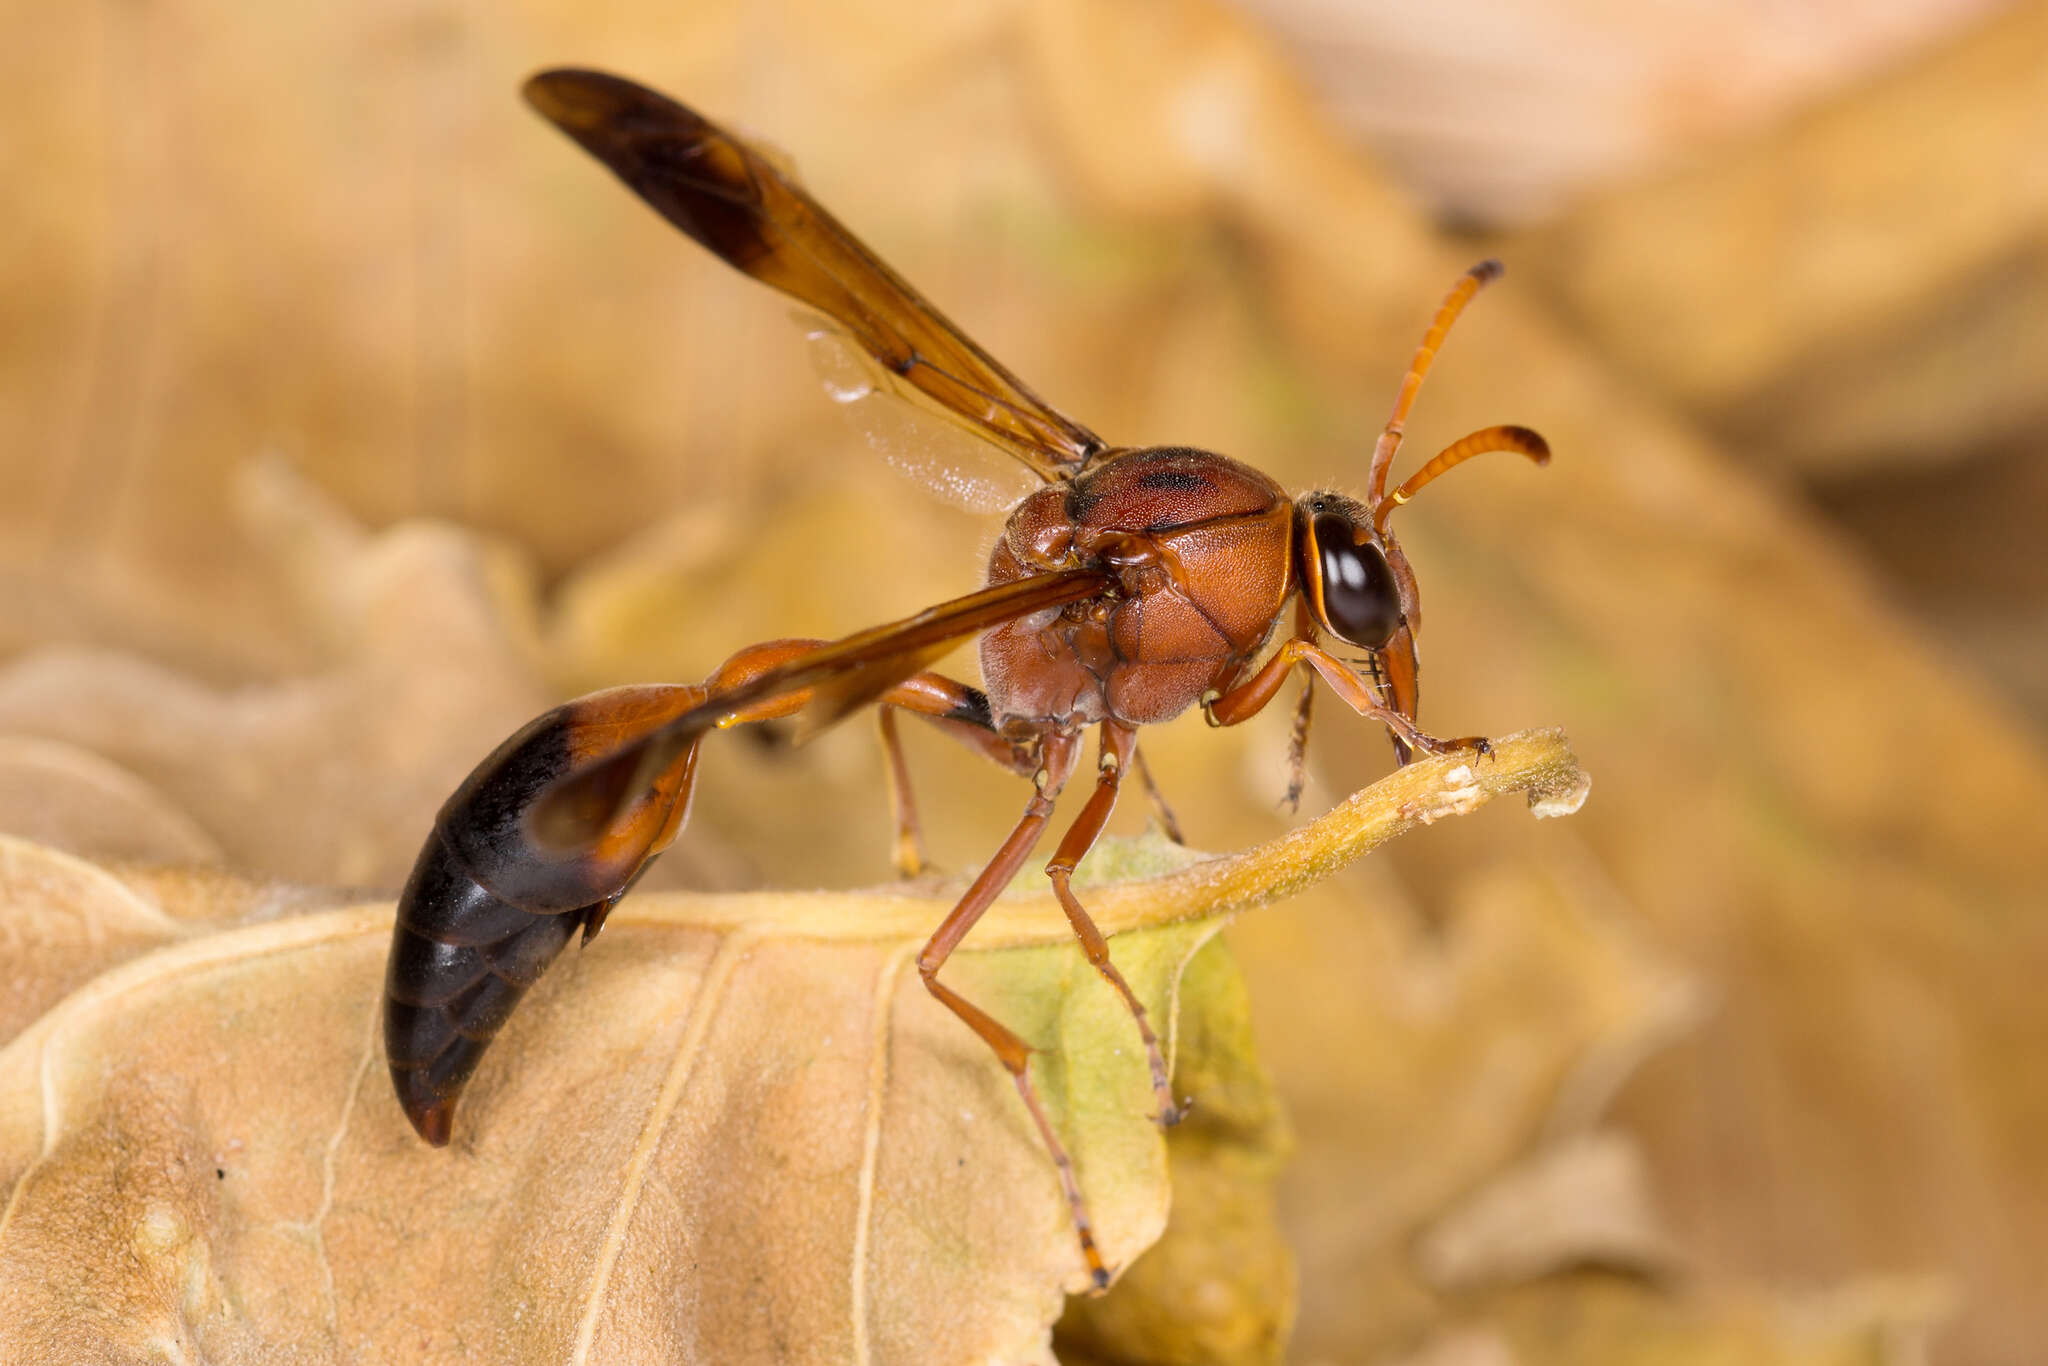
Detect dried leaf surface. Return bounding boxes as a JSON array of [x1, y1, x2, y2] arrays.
[[1388, 1275, 1946, 1366], [1235, 0, 2001, 224], [0, 737, 1583, 1364], [0, 738, 221, 868], [0, 462, 552, 890], [1510, 1, 2048, 472], [1413, 1130, 1680, 1292]]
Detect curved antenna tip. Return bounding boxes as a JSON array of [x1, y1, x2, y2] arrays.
[[1372, 424, 1553, 532], [1506, 424, 1551, 465]]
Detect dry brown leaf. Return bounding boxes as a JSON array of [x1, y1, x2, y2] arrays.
[[1231, 0, 2000, 225], [0, 735, 1585, 1364], [1413, 1130, 1680, 1292], [0, 737, 221, 868], [0, 461, 552, 890], [1478, 1272, 1948, 1366], [1385, 1278, 1945, 1366], [0, 836, 192, 1048], [1235, 851, 1703, 1361], [1509, 2, 2048, 474], [1007, 13, 2048, 1361]]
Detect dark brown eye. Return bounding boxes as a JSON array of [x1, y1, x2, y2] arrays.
[[1312, 512, 1401, 648]]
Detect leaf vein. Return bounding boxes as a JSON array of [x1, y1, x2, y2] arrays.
[[850, 942, 913, 1366], [570, 927, 760, 1364], [308, 998, 378, 1341]]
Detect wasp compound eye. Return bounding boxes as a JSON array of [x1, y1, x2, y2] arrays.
[[1311, 512, 1401, 649]]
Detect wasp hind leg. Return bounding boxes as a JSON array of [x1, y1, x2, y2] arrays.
[[911, 733, 1120, 1291], [870, 677, 1036, 878], [1043, 722, 1184, 1128]]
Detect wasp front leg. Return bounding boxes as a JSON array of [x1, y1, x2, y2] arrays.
[[1203, 637, 1491, 760]]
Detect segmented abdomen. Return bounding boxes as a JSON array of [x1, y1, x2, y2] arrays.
[[383, 835, 591, 1143], [382, 685, 704, 1144]]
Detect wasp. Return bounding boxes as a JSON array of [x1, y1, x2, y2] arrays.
[[383, 69, 1549, 1289]]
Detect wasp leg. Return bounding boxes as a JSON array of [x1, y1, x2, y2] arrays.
[[914, 732, 1116, 1291], [871, 674, 1036, 878], [874, 708, 926, 876], [1204, 637, 1487, 760], [1045, 722, 1183, 1127], [1127, 744, 1185, 846], [1281, 599, 1319, 811], [701, 640, 1034, 878]]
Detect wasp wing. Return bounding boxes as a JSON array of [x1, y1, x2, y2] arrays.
[[526, 567, 1111, 851], [525, 68, 1107, 483], [803, 313, 1045, 514]]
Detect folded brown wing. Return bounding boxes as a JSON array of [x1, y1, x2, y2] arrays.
[[526, 568, 1112, 851], [524, 68, 1106, 482]]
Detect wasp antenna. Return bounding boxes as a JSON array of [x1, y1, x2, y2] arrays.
[[1373, 425, 1550, 532], [1366, 260, 1505, 506]]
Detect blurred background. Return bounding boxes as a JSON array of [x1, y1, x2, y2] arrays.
[[2, 0, 2044, 1362]]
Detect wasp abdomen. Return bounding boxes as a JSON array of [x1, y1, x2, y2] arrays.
[[383, 829, 594, 1144], [382, 685, 704, 1145]]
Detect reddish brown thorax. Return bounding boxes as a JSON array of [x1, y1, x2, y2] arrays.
[[980, 447, 1294, 735]]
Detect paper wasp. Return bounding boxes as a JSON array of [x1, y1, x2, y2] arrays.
[[384, 69, 1548, 1289]]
